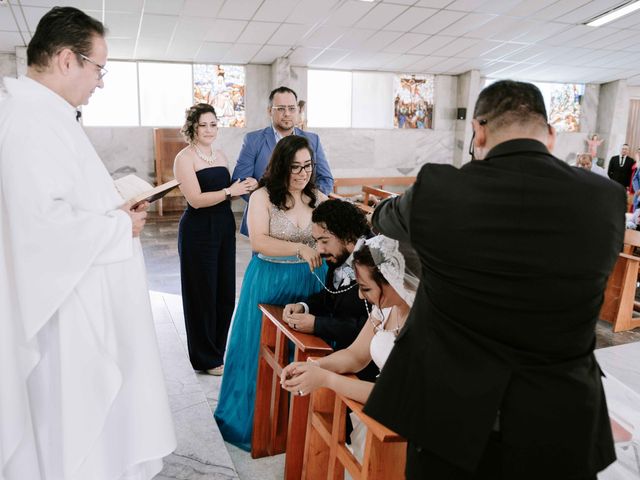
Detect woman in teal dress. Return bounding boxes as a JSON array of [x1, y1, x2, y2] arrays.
[[214, 135, 328, 450]]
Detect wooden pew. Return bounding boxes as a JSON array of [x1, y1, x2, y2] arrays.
[[330, 177, 413, 214], [332, 176, 416, 194], [302, 386, 406, 479], [252, 304, 333, 480], [600, 229, 640, 332], [153, 128, 187, 215]]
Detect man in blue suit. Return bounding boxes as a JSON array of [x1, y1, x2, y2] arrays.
[[232, 86, 334, 235]]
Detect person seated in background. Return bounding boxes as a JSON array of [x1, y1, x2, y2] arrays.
[[576, 152, 607, 177], [282, 199, 378, 381], [280, 235, 418, 458]]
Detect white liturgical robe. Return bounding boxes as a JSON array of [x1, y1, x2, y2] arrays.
[[0, 76, 176, 480]]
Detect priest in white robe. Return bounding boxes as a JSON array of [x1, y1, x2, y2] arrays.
[[0, 7, 176, 480]]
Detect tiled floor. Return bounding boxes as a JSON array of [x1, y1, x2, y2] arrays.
[[141, 211, 640, 480]]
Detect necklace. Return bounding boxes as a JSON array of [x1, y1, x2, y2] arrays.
[[193, 144, 217, 165], [312, 270, 358, 295], [363, 298, 403, 337]]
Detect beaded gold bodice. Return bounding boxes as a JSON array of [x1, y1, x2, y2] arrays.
[[269, 205, 316, 247]]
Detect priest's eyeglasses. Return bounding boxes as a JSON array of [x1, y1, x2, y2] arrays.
[[290, 163, 313, 174], [77, 53, 108, 80]]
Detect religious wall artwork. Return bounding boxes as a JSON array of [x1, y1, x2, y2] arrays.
[[193, 64, 246, 127], [484, 78, 584, 133], [540, 82, 584, 133], [393, 74, 434, 129]]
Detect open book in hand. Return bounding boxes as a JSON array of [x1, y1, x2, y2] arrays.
[[114, 174, 180, 209]]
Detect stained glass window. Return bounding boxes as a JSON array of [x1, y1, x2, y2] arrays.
[[538, 82, 584, 133], [484, 78, 584, 133], [193, 64, 245, 128], [393, 74, 435, 129]]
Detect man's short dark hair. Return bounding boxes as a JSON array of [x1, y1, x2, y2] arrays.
[[312, 199, 368, 244], [474, 80, 548, 132], [269, 86, 298, 106], [27, 6, 105, 69]]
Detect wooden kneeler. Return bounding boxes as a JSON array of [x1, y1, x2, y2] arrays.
[[252, 304, 333, 480], [302, 386, 407, 480], [600, 229, 640, 332]]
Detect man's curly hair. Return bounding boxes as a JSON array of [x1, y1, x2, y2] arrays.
[[312, 199, 368, 244]]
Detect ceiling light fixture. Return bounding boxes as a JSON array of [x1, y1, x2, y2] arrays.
[[586, 0, 640, 27]]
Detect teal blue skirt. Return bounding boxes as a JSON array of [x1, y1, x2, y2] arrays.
[[214, 254, 327, 450]]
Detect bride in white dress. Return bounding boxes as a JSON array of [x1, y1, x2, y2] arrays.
[[280, 235, 417, 459]]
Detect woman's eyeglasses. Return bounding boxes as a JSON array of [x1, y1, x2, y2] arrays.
[[290, 164, 313, 174]]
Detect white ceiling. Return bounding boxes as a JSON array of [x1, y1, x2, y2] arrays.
[[2, 0, 640, 85]]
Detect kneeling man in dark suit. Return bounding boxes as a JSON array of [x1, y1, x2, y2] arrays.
[[283, 199, 378, 380], [365, 80, 625, 479]]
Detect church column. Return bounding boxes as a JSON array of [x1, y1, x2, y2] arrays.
[[453, 70, 482, 168], [596, 79, 630, 167]]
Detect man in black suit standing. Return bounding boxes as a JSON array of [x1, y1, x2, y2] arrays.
[[283, 199, 377, 379], [364, 80, 624, 479], [607, 143, 634, 189]]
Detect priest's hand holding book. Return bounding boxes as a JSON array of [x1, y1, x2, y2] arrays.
[[114, 174, 180, 237], [119, 201, 148, 237]]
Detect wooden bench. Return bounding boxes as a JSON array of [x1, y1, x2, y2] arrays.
[[329, 177, 414, 214], [600, 229, 640, 332], [252, 304, 334, 480], [332, 176, 416, 195], [302, 385, 406, 479], [153, 128, 187, 215]]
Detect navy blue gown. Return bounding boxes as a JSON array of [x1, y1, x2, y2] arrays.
[[178, 167, 235, 371]]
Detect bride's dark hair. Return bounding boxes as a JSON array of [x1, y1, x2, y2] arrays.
[[259, 136, 318, 211], [353, 241, 421, 295], [353, 245, 387, 289]]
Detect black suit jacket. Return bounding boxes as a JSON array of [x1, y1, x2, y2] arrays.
[[307, 266, 379, 381], [607, 154, 635, 188], [365, 139, 625, 478]]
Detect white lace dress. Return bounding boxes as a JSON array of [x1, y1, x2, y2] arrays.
[[348, 307, 397, 464]]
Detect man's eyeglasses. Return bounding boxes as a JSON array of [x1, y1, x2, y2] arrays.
[[272, 105, 298, 114], [76, 52, 108, 80], [290, 163, 313, 174]]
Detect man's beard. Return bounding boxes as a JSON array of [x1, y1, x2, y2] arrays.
[[321, 248, 350, 267]]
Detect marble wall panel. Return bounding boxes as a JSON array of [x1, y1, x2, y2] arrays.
[[597, 79, 630, 164], [581, 83, 599, 136], [245, 64, 271, 130], [434, 74, 456, 132]]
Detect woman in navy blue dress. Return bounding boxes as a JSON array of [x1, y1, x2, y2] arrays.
[[174, 103, 256, 375]]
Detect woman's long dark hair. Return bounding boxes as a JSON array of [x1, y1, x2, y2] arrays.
[[259, 135, 318, 211]]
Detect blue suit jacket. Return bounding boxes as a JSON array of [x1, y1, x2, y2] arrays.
[[232, 126, 334, 236]]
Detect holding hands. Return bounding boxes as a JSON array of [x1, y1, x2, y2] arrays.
[[280, 361, 328, 397], [229, 177, 256, 197], [282, 304, 315, 333]]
